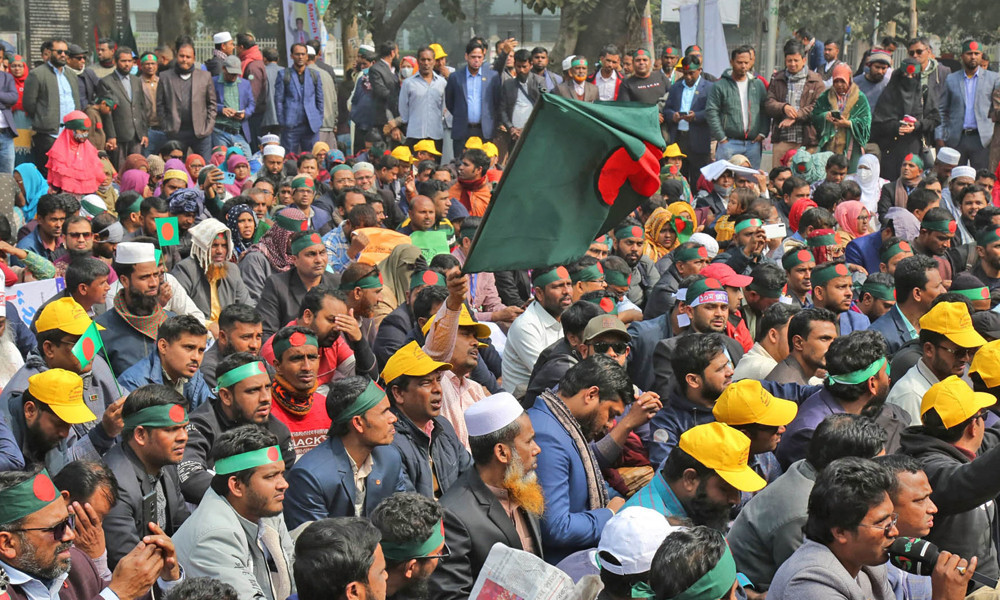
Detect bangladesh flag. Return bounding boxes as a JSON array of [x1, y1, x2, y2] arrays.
[[72, 322, 104, 370], [156, 217, 180, 247], [463, 93, 664, 273]]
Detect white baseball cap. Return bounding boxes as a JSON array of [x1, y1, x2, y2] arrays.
[[213, 32, 233, 44], [562, 55, 576, 71], [594, 507, 682, 575]]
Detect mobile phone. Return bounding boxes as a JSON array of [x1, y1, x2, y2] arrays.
[[222, 172, 236, 185], [141, 490, 157, 532], [830, 111, 842, 119], [763, 222, 787, 240]]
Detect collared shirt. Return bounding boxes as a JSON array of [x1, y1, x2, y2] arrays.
[[622, 471, 687, 517], [678, 76, 701, 131], [465, 67, 484, 125], [594, 69, 618, 101], [50, 61, 75, 138], [321, 222, 357, 272], [511, 79, 533, 128], [439, 370, 489, 449], [894, 304, 918, 342], [399, 71, 447, 139], [116, 69, 132, 101], [347, 450, 374, 517], [886, 359, 943, 426], [501, 300, 564, 393], [2, 554, 183, 600], [963, 69, 980, 130], [486, 483, 538, 555]]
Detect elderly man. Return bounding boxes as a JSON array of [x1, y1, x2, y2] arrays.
[[171, 218, 251, 329]]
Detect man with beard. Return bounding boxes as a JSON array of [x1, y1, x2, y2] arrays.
[[267, 326, 329, 457], [170, 218, 251, 332], [776, 330, 896, 470], [973, 226, 1000, 298], [257, 144, 288, 190], [118, 315, 212, 410], [156, 41, 215, 159], [810, 261, 870, 334], [199, 304, 265, 388], [625, 421, 766, 531], [371, 492, 447, 600], [766, 307, 837, 387], [613, 219, 660, 309], [174, 425, 295, 600], [102, 384, 191, 568], [501, 266, 572, 394], [179, 353, 294, 503], [92, 213, 124, 265], [383, 342, 472, 499], [430, 391, 543, 599], [0, 468, 181, 600], [284, 376, 408, 528], [96, 242, 172, 374], [258, 230, 340, 339], [853, 51, 891, 114], [887, 302, 985, 425], [528, 356, 632, 563], [339, 262, 385, 348]]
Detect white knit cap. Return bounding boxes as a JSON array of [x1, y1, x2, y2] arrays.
[[213, 32, 232, 44], [115, 242, 157, 265], [262, 145, 286, 158], [260, 134, 281, 146], [936, 147, 961, 166], [465, 392, 524, 437], [950, 165, 977, 182]]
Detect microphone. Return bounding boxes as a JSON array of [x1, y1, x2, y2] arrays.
[[888, 537, 999, 589]]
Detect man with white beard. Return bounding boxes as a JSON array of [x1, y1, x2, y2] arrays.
[[429, 392, 545, 600]]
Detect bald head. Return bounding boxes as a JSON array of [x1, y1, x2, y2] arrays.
[[410, 195, 438, 231]]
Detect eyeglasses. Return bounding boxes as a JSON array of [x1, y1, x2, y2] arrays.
[[592, 341, 629, 355], [858, 512, 897, 537], [67, 231, 93, 239], [189, 163, 204, 169], [422, 542, 452, 561], [11, 514, 76, 540], [935, 344, 976, 359]]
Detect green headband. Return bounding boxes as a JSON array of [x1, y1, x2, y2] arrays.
[[571, 58, 588, 68], [571, 264, 605, 283], [902, 152, 924, 169], [334, 379, 387, 424], [921, 219, 956, 235], [953, 287, 991, 302], [274, 212, 308, 233], [675, 245, 708, 263], [733, 218, 763, 235], [880, 241, 912, 263], [812, 263, 851, 288], [291, 176, 314, 190], [124, 404, 189, 430], [0, 470, 61, 524], [977, 228, 1000, 247], [862, 282, 895, 302], [669, 544, 737, 600], [604, 269, 631, 287], [215, 361, 268, 392], [807, 232, 838, 247], [614, 224, 644, 242], [411, 270, 446, 290], [381, 520, 446, 563], [290, 233, 324, 255], [128, 195, 144, 215], [340, 270, 383, 291], [584, 294, 619, 314], [534, 266, 570, 289], [273, 331, 319, 361], [783, 248, 815, 270], [214, 445, 282, 475], [827, 356, 887, 385], [81, 199, 106, 216], [64, 117, 89, 131]]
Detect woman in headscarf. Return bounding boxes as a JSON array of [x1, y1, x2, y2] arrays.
[[239, 205, 306, 301], [9, 55, 27, 113], [210, 146, 227, 167], [871, 57, 939, 181], [846, 154, 885, 219], [185, 154, 206, 185], [782, 197, 819, 255], [643, 204, 696, 263], [147, 155, 165, 190], [226, 203, 258, 257], [13, 163, 47, 222], [372, 243, 425, 325], [119, 170, 152, 197], [789, 148, 834, 184], [813, 63, 871, 173], [122, 153, 148, 173], [163, 158, 193, 187], [833, 200, 872, 244], [660, 164, 693, 204], [95, 157, 119, 213], [45, 111, 105, 196], [225, 154, 252, 197]]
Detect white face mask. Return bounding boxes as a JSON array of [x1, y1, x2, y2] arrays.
[[401, 66, 414, 78]]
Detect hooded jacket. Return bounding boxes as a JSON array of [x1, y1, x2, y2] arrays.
[[391, 407, 473, 498]]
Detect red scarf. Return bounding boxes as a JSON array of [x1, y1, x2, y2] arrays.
[[457, 175, 488, 211]]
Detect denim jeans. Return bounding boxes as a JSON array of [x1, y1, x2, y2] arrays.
[[282, 123, 318, 154], [0, 132, 13, 174], [212, 129, 252, 160], [168, 131, 212, 162], [145, 129, 168, 157], [716, 138, 762, 170]]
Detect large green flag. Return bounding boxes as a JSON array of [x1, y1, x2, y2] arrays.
[[463, 94, 664, 273]]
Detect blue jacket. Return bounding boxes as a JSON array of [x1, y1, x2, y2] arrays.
[[391, 408, 472, 498], [807, 40, 826, 73], [870, 305, 914, 357], [844, 230, 882, 274], [663, 77, 713, 154], [212, 76, 256, 141], [839, 309, 870, 335], [445, 66, 500, 140], [283, 436, 411, 530], [118, 350, 212, 410], [648, 390, 716, 468], [527, 395, 614, 564], [0, 71, 18, 135], [6, 302, 36, 361], [274, 66, 324, 133]]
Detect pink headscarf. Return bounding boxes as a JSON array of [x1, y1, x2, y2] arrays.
[[163, 158, 192, 187], [224, 154, 250, 197], [834, 200, 867, 237], [119, 169, 150, 194]]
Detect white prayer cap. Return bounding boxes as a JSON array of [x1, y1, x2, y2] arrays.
[[307, 45, 316, 56], [594, 507, 682, 575], [465, 392, 524, 437], [950, 165, 977, 182], [262, 145, 286, 158], [562, 55, 576, 71], [936, 147, 961, 166], [79, 194, 107, 218], [689, 232, 719, 259], [213, 32, 233, 44], [260, 134, 281, 146], [115, 242, 157, 265], [352, 161, 375, 174]]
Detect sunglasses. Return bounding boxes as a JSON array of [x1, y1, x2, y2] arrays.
[[592, 341, 629, 355], [67, 231, 93, 239], [12, 514, 76, 540], [52, 49, 68, 55], [908, 49, 925, 56]]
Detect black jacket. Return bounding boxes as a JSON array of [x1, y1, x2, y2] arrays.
[[258, 269, 342, 340], [525, 338, 578, 406], [498, 73, 545, 130], [367, 59, 399, 125], [652, 330, 745, 398], [391, 408, 472, 498]]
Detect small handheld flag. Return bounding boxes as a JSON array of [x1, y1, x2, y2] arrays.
[[71, 322, 104, 370], [155, 217, 180, 247]]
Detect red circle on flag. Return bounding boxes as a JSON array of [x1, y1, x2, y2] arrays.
[[698, 247, 708, 258], [290, 331, 308, 346], [422, 271, 438, 285], [599, 297, 614, 312], [81, 337, 95, 361], [169, 405, 186, 423], [995, 228, 1000, 238], [631, 226, 643, 239], [904, 153, 915, 163], [161, 222, 175, 241], [267, 447, 280, 461], [310, 233, 322, 245], [982, 289, 990, 299], [970, 41, 980, 51], [835, 264, 849, 276], [797, 250, 812, 262], [948, 221, 957, 234], [900, 242, 911, 252], [627, 275, 632, 285], [33, 475, 56, 502], [300, 221, 308, 231], [596, 263, 604, 274], [705, 278, 722, 289], [906, 64, 915, 74], [556, 266, 570, 280], [796, 163, 806, 172]]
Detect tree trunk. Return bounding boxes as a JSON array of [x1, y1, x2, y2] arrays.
[[563, 0, 646, 66], [370, 0, 425, 46], [93, 0, 115, 41], [549, 2, 584, 66], [157, 0, 191, 48], [342, 15, 358, 70]]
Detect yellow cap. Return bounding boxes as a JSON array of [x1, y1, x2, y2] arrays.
[[413, 139, 442, 156], [970, 340, 1000, 388], [421, 304, 492, 340], [465, 136, 484, 150], [390, 145, 415, 164], [662, 143, 687, 159], [482, 142, 499, 158], [920, 375, 996, 428], [713, 380, 798, 427], [677, 422, 766, 492], [381, 341, 452, 384], [34, 297, 105, 336], [27, 369, 96, 424], [429, 43, 447, 60], [918, 302, 987, 349]]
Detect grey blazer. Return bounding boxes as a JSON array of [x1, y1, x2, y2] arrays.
[[554, 80, 599, 103], [98, 72, 148, 143], [939, 66, 1000, 147], [156, 68, 217, 138], [21, 63, 81, 134], [768, 539, 894, 600]]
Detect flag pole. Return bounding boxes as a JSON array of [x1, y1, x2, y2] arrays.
[[97, 331, 125, 398]]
